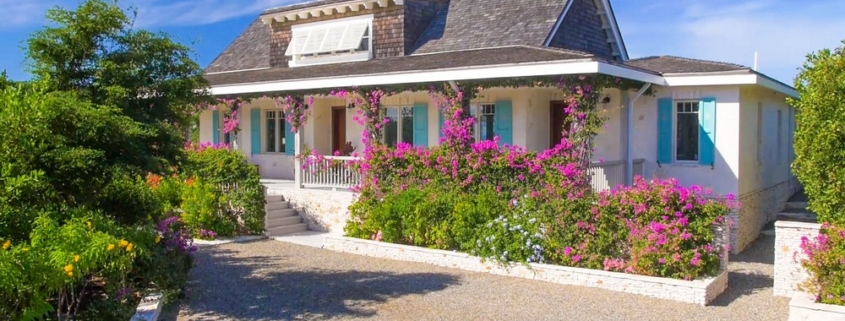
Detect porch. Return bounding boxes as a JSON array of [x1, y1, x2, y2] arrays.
[[264, 156, 645, 193]]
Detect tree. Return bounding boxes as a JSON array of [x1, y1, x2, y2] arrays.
[[789, 40, 845, 226], [26, 0, 211, 176]]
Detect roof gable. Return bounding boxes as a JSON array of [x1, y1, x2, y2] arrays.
[[205, 18, 271, 74]]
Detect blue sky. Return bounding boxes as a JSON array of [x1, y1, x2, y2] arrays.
[[1, 0, 843, 84]]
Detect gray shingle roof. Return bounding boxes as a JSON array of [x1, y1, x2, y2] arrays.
[[625, 56, 749, 74], [262, 0, 353, 15], [206, 46, 593, 86], [205, 18, 271, 74], [411, 0, 569, 54]]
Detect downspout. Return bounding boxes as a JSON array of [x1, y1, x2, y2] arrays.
[[448, 80, 460, 92], [626, 83, 651, 186]]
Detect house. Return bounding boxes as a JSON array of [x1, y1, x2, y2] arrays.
[[199, 0, 798, 253]]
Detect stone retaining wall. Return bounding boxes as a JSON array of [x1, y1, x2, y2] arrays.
[[774, 221, 821, 297], [266, 188, 355, 233], [734, 180, 797, 253], [324, 233, 730, 306]]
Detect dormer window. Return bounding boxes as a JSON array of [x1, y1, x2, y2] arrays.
[[285, 15, 373, 67]]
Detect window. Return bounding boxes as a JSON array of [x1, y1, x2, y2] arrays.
[[265, 111, 286, 153], [285, 15, 373, 67], [777, 109, 783, 164], [675, 101, 699, 161], [220, 112, 233, 145], [757, 102, 764, 164], [383, 107, 414, 147], [466, 104, 496, 142]]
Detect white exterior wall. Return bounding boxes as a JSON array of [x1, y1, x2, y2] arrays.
[[632, 85, 741, 196]]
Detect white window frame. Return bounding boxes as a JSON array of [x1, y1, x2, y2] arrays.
[[287, 15, 374, 68], [382, 106, 414, 146], [673, 100, 700, 163], [262, 110, 287, 154], [470, 103, 497, 142]]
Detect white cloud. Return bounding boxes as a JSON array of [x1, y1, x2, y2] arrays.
[[619, 0, 845, 84], [0, 0, 54, 29]]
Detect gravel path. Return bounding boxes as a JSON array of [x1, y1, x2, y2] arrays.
[[168, 235, 787, 321]]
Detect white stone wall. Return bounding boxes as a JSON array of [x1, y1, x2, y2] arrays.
[[266, 188, 354, 233], [324, 232, 730, 306], [774, 221, 821, 297], [732, 179, 797, 253], [789, 295, 845, 321]]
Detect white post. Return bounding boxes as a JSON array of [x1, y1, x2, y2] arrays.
[[294, 127, 302, 189], [626, 83, 651, 186]]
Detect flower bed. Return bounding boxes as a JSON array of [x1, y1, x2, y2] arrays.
[[324, 233, 729, 305]]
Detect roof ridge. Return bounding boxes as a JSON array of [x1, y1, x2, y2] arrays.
[[262, 0, 349, 15], [630, 55, 749, 69]]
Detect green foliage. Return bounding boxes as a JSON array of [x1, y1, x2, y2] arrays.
[[800, 225, 845, 306], [180, 178, 234, 238], [182, 147, 265, 235], [0, 0, 210, 318], [790, 40, 845, 226]]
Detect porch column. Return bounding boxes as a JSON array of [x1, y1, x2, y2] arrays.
[[294, 127, 302, 189], [625, 83, 652, 186]]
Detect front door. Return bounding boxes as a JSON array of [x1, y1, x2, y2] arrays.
[[331, 107, 347, 154], [550, 101, 572, 148]]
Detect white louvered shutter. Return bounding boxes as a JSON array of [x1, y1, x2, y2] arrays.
[[336, 20, 369, 51], [301, 26, 328, 55], [285, 28, 311, 56], [319, 23, 349, 52]]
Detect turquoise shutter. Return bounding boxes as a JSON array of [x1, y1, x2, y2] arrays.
[[284, 117, 295, 155], [438, 110, 445, 140], [494, 100, 513, 146], [413, 103, 429, 147], [657, 98, 673, 164], [212, 110, 220, 145], [250, 109, 261, 155], [698, 97, 716, 166]]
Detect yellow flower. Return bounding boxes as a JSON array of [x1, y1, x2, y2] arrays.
[[86, 221, 92, 229], [125, 243, 134, 252], [2, 240, 10, 250], [107, 244, 115, 251], [147, 215, 152, 221], [118, 240, 129, 248], [63, 264, 73, 273], [66, 271, 73, 277], [73, 255, 80, 262], [154, 236, 161, 244], [22, 247, 29, 252]]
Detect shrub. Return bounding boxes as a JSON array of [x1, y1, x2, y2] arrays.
[[800, 224, 845, 306], [180, 178, 234, 238], [182, 144, 265, 235], [789, 41, 845, 226]]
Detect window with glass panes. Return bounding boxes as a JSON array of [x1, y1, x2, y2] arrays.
[[470, 104, 496, 141], [384, 107, 414, 147], [265, 111, 286, 153], [675, 101, 699, 161]]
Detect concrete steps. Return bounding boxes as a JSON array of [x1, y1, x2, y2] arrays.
[[265, 195, 308, 237]]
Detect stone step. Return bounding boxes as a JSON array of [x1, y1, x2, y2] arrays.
[[266, 215, 302, 228], [784, 202, 808, 210], [266, 208, 298, 219], [777, 211, 817, 223], [266, 223, 308, 237], [266, 201, 290, 211]]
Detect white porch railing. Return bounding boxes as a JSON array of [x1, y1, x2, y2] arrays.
[[299, 156, 645, 192], [588, 158, 645, 192], [301, 156, 361, 189]]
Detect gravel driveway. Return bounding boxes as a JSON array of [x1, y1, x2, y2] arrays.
[[168, 235, 788, 321]]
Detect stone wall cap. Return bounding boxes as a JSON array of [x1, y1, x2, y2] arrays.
[[775, 221, 822, 229]]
